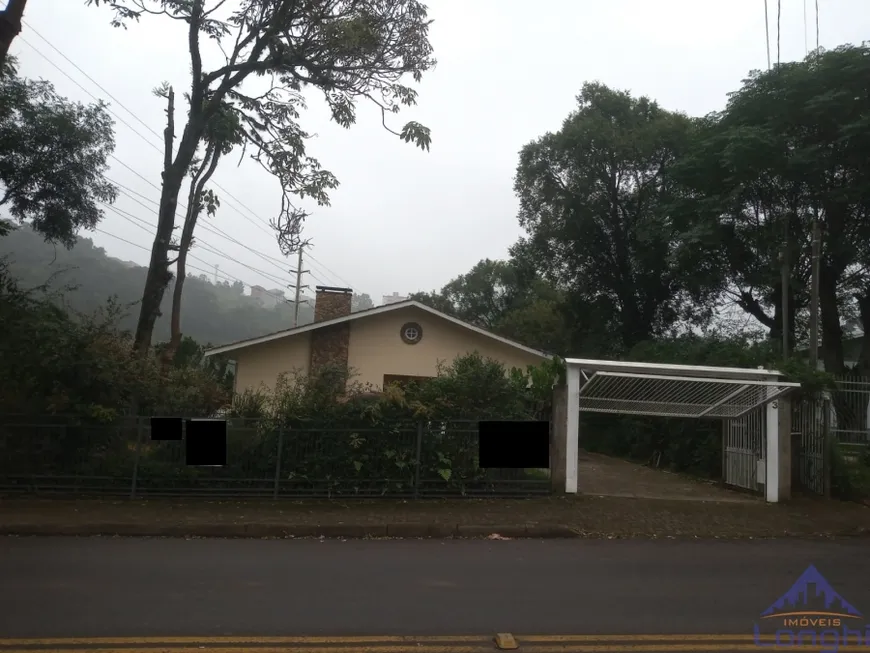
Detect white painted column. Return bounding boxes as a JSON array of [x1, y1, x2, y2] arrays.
[[565, 363, 581, 494], [764, 378, 792, 503], [765, 387, 780, 503]]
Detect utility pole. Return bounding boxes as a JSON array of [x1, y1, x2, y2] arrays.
[[214, 264, 219, 284], [291, 245, 309, 327], [809, 213, 821, 369], [0, 0, 27, 69], [781, 217, 790, 360]]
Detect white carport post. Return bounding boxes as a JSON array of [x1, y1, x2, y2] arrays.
[[564, 362, 582, 494], [765, 377, 792, 503]]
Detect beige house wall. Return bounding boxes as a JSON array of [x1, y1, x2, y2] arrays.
[[233, 332, 311, 394], [346, 306, 546, 389]]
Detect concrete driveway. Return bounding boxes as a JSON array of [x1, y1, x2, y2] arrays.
[[578, 451, 754, 502]]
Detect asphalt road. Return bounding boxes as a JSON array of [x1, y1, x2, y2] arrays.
[[0, 536, 868, 643]]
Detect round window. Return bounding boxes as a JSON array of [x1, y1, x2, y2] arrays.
[[400, 322, 423, 345]]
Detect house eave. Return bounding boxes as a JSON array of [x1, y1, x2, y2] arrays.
[[203, 300, 551, 361]]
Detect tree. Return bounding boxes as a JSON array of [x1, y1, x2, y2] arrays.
[[409, 289, 455, 315], [411, 257, 571, 354], [88, 0, 436, 355], [439, 259, 521, 329], [0, 57, 117, 247], [163, 95, 243, 366], [673, 45, 870, 373], [513, 82, 705, 354], [0, 0, 28, 69], [351, 292, 373, 312]]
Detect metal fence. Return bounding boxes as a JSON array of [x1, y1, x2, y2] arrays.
[[791, 375, 870, 496], [0, 416, 551, 498]]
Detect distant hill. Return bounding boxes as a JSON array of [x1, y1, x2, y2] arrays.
[[0, 226, 320, 346]]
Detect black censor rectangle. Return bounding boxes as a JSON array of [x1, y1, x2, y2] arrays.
[[150, 417, 182, 441], [478, 420, 549, 469], [185, 419, 227, 466]]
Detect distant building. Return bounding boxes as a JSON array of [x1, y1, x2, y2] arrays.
[[251, 285, 286, 309], [382, 292, 408, 306]]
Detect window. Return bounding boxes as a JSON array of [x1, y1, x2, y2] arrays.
[[400, 321, 423, 344]]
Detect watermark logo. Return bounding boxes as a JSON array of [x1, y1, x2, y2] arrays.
[[754, 564, 868, 651]]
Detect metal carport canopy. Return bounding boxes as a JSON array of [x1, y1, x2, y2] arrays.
[[565, 358, 801, 420]]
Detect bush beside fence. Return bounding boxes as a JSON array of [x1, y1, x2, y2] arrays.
[[0, 417, 550, 498]]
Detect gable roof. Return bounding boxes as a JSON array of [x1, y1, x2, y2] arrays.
[[203, 299, 551, 359]]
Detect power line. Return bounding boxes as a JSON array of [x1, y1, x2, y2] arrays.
[[305, 250, 354, 288], [93, 227, 238, 287], [92, 227, 289, 302], [23, 21, 165, 142], [106, 174, 338, 287], [776, 0, 782, 68], [23, 27, 355, 294], [21, 30, 276, 241], [803, 0, 808, 56], [19, 36, 164, 156], [100, 201, 295, 289]]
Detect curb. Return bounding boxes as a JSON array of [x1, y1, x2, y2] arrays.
[[0, 523, 581, 539]]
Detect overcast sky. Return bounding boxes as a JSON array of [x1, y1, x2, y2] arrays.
[[9, 0, 870, 303]]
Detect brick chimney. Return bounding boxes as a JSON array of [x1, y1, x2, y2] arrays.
[[314, 286, 353, 322], [310, 286, 353, 378]]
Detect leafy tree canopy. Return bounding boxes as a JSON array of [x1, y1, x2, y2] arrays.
[[0, 57, 117, 247], [672, 44, 870, 372], [513, 82, 709, 354]]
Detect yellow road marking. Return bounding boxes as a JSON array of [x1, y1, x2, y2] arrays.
[[2, 633, 858, 652], [0, 634, 779, 646], [0, 647, 867, 653]]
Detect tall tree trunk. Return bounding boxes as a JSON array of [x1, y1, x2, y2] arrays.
[[133, 89, 204, 355], [161, 143, 221, 369], [0, 0, 27, 69], [819, 262, 845, 374]]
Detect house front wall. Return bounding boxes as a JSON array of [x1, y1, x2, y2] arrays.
[[346, 306, 547, 389], [233, 332, 311, 394]]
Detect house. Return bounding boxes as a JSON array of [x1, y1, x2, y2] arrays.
[[381, 292, 409, 306], [204, 286, 550, 394]]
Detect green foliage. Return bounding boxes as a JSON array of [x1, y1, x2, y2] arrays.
[[412, 259, 572, 355], [0, 258, 230, 421], [215, 352, 554, 494], [89, 0, 435, 257], [830, 443, 870, 502], [628, 334, 774, 369], [0, 57, 117, 248], [671, 45, 870, 369], [513, 82, 706, 354], [776, 358, 837, 398]]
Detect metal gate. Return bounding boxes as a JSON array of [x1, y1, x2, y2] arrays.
[[792, 397, 828, 495], [723, 407, 766, 492]]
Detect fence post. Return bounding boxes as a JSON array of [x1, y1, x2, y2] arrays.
[[273, 426, 284, 500], [823, 397, 832, 498], [413, 421, 424, 499], [130, 416, 144, 500]]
